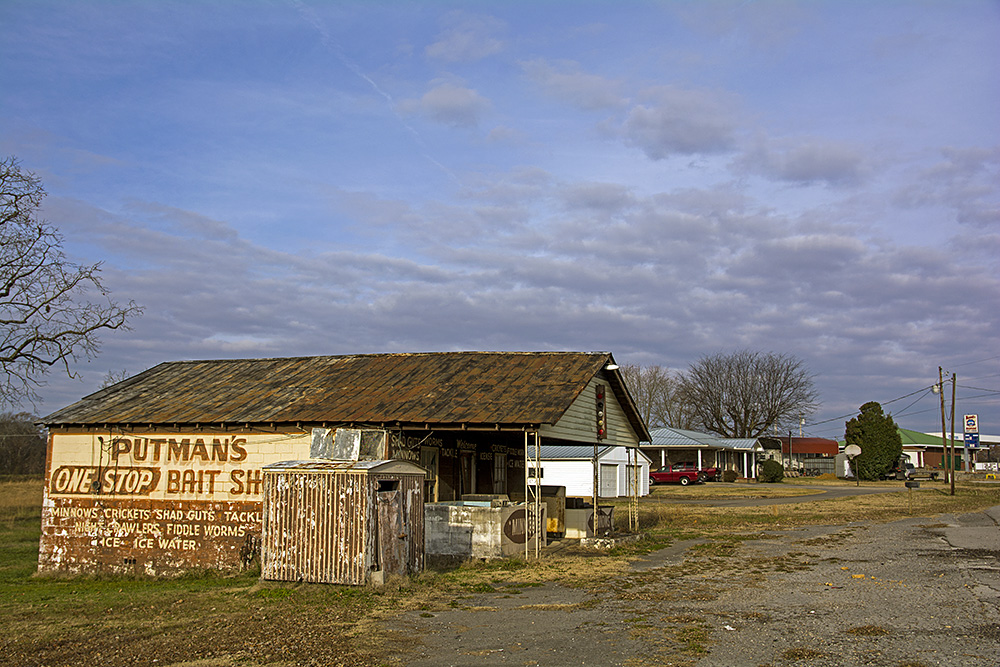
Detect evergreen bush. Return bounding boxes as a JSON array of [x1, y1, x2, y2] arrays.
[[844, 401, 902, 481], [759, 459, 785, 483]]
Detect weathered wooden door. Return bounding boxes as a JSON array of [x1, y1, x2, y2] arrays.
[[376, 488, 407, 576], [459, 452, 475, 496]]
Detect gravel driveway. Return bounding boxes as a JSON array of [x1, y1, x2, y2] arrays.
[[387, 506, 1000, 667]]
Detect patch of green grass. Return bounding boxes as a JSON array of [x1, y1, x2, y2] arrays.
[[782, 647, 826, 660], [461, 582, 494, 593], [254, 587, 293, 600], [676, 624, 711, 654]]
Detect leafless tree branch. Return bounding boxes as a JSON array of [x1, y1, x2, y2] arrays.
[[1, 156, 143, 407], [620, 363, 697, 429]]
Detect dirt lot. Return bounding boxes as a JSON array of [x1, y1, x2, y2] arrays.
[[385, 506, 1000, 667]]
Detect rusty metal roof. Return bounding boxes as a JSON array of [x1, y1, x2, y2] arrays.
[[42, 351, 645, 436]]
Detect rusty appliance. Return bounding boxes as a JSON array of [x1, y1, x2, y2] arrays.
[[261, 459, 425, 585]]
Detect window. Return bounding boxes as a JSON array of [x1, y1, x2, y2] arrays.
[[494, 453, 507, 494]]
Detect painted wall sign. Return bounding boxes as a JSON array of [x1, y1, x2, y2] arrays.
[[39, 431, 311, 576]]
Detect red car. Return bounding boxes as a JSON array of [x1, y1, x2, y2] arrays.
[[671, 462, 719, 482], [649, 463, 713, 486]]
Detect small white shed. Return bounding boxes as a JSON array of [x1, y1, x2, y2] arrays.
[[537, 444, 650, 498]]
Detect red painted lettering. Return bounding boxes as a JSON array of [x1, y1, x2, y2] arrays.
[[191, 439, 210, 461], [229, 439, 248, 462], [167, 469, 181, 493]]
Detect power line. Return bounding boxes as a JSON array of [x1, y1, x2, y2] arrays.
[[805, 384, 938, 428], [951, 354, 1000, 369], [958, 384, 1000, 395], [962, 372, 1000, 382]]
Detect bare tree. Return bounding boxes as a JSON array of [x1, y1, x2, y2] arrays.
[[99, 368, 132, 389], [620, 363, 697, 429], [678, 350, 818, 438], [1, 157, 142, 407]]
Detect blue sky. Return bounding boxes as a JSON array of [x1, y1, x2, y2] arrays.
[[2, 0, 998, 439]]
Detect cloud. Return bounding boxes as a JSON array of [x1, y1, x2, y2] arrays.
[[122, 200, 240, 241], [399, 82, 491, 128], [33, 169, 1000, 439], [620, 86, 741, 159], [485, 125, 527, 144], [558, 182, 635, 214], [10, 2, 998, 435], [893, 146, 1000, 229], [737, 135, 868, 186], [520, 59, 625, 110], [425, 11, 504, 62]]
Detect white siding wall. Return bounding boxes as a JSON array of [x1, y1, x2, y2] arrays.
[[620, 460, 650, 496], [539, 448, 651, 498], [537, 460, 593, 497]]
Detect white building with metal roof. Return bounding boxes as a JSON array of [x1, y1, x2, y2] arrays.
[[537, 444, 651, 498], [641, 426, 762, 480]]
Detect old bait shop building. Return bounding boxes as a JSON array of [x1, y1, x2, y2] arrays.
[[38, 351, 648, 577]]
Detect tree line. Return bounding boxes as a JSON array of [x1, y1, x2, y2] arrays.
[[0, 412, 46, 476], [621, 349, 819, 438], [625, 353, 917, 482]]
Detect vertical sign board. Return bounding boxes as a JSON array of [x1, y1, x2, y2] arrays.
[[964, 415, 979, 450], [964, 415, 979, 434], [39, 431, 311, 576]]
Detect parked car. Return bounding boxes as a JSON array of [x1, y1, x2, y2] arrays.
[[672, 462, 720, 482], [649, 463, 707, 486], [882, 458, 939, 481], [898, 462, 939, 481]]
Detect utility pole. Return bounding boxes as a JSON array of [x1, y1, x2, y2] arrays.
[[949, 372, 956, 496], [938, 367, 949, 485], [592, 440, 598, 536]]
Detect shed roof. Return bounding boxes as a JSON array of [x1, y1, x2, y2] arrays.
[[897, 427, 961, 447], [538, 444, 615, 460], [537, 444, 651, 463], [42, 351, 649, 438], [766, 436, 839, 456], [723, 438, 761, 451], [837, 428, 963, 449], [645, 426, 719, 447]]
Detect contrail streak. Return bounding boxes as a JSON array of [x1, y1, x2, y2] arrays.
[[289, 0, 459, 183]]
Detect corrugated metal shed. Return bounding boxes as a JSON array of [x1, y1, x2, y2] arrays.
[[261, 459, 425, 585], [41, 351, 648, 440]]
